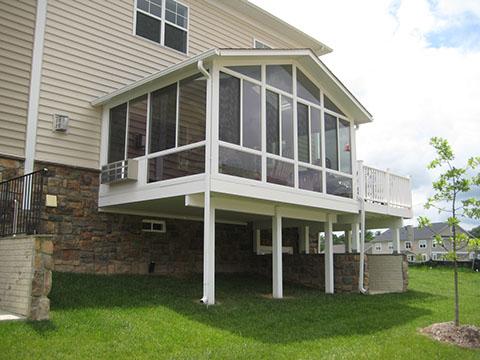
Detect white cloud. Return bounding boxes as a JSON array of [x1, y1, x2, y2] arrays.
[[252, 0, 480, 228]]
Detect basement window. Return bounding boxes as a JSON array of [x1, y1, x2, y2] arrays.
[[142, 219, 166, 233], [135, 0, 189, 54]]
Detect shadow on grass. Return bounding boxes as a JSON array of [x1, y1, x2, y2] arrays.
[[27, 320, 58, 336], [49, 272, 435, 344]]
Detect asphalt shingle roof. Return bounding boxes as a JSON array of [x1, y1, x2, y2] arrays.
[[373, 222, 468, 242]]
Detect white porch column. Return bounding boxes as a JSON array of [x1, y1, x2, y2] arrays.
[[351, 223, 360, 253], [392, 227, 401, 254], [325, 216, 334, 294], [298, 225, 310, 254], [272, 209, 283, 299], [202, 193, 215, 305], [345, 230, 352, 253]]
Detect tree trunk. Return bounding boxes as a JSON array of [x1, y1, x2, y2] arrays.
[[452, 224, 460, 327]]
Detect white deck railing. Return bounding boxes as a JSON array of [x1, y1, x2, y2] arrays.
[[358, 161, 412, 209]]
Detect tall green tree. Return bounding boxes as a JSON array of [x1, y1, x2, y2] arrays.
[[418, 137, 480, 326]]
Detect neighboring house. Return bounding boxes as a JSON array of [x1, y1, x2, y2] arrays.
[[372, 223, 476, 262], [0, 0, 414, 304]]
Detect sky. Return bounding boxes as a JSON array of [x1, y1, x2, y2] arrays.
[[251, 0, 480, 229]]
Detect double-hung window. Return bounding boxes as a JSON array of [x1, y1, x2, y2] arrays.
[[135, 0, 188, 54]]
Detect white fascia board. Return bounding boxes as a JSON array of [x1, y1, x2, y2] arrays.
[[91, 48, 219, 107]]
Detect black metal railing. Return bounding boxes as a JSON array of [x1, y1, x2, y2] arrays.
[[0, 168, 47, 237]]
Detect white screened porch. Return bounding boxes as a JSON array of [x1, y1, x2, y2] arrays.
[[93, 48, 413, 304]]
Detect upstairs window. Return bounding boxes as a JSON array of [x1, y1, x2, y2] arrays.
[[136, 0, 188, 54]]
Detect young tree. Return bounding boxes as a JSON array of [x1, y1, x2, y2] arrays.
[[418, 137, 480, 326]]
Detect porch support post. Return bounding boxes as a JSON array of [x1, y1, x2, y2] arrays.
[[345, 230, 352, 253], [202, 193, 215, 305], [390, 218, 403, 254], [298, 225, 309, 254], [325, 215, 334, 294], [272, 209, 283, 299], [351, 223, 360, 253], [392, 227, 401, 254]]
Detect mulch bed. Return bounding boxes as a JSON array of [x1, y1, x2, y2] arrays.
[[420, 322, 480, 349]]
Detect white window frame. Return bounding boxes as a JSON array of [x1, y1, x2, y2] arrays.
[[388, 242, 393, 250], [142, 219, 166, 233], [133, 0, 190, 55], [375, 243, 382, 251], [215, 61, 355, 197], [419, 240, 427, 249], [405, 241, 412, 250], [104, 69, 209, 189]]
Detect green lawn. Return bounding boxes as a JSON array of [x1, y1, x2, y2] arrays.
[[1, 267, 479, 359]]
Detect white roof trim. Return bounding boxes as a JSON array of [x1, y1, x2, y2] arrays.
[[91, 48, 372, 123]]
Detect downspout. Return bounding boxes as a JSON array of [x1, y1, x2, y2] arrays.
[[198, 59, 212, 305], [197, 60, 210, 80], [357, 160, 368, 294], [24, 0, 48, 174]]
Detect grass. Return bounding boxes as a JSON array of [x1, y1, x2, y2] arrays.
[[0, 267, 479, 359]]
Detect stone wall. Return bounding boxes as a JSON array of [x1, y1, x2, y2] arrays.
[[253, 253, 368, 293], [0, 156, 24, 182], [31, 160, 254, 275], [0, 235, 53, 320]]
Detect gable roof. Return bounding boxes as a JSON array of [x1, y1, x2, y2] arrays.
[[373, 222, 470, 242], [205, 0, 332, 56], [92, 48, 373, 124]]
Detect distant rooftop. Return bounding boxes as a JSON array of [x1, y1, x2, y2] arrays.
[[373, 222, 469, 242]]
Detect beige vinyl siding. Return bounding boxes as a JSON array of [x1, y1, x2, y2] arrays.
[[0, 0, 36, 158], [37, 0, 306, 169]]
